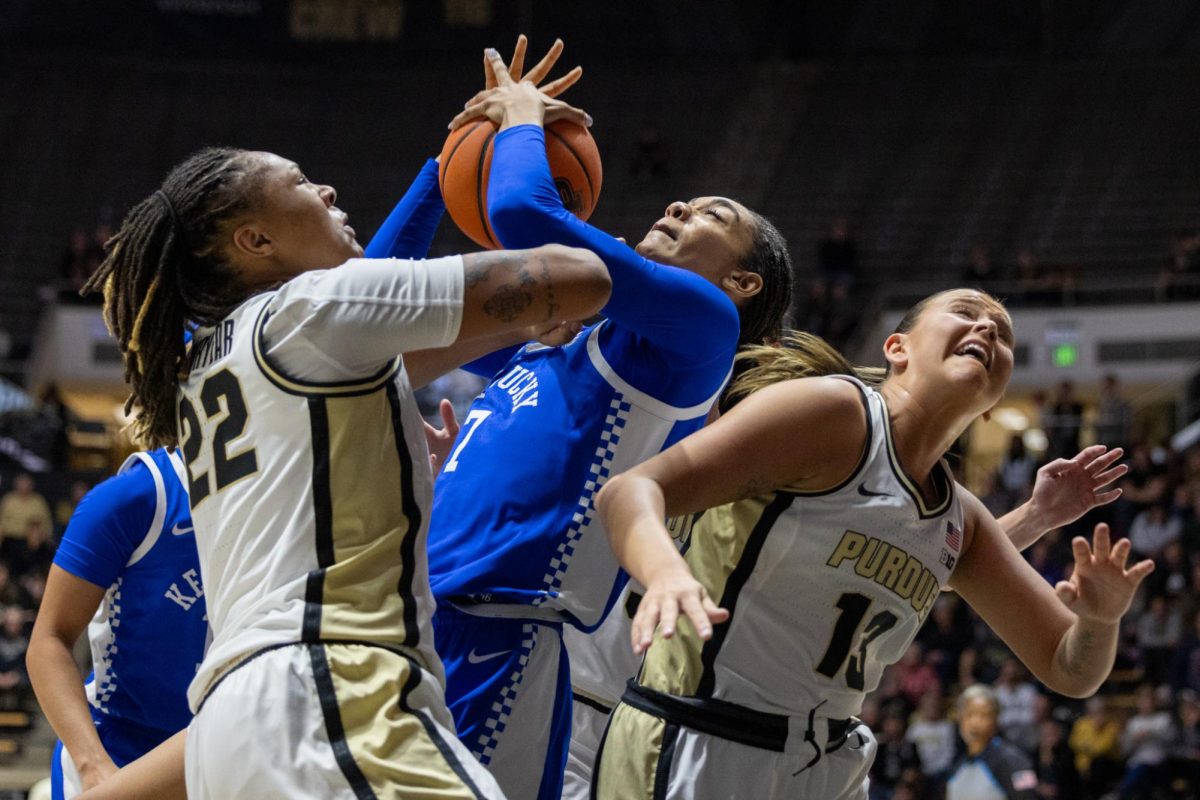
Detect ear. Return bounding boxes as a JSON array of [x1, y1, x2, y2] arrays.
[[721, 268, 763, 300], [231, 223, 275, 258], [883, 332, 908, 372]]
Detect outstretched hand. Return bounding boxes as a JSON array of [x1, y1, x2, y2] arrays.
[[450, 47, 591, 132], [631, 567, 729, 656], [1030, 445, 1127, 531], [1055, 523, 1154, 623], [423, 399, 460, 476]]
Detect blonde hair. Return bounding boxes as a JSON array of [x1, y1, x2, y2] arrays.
[[721, 331, 884, 412]]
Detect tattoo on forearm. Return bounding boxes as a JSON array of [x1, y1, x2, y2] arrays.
[[540, 256, 560, 321], [736, 476, 774, 499], [467, 252, 536, 323]]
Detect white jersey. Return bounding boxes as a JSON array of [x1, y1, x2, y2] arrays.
[[179, 256, 464, 711], [638, 377, 963, 720]]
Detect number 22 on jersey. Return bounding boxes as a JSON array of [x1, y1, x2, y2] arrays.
[[178, 368, 259, 506]]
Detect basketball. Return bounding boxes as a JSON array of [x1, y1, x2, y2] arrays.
[[438, 120, 602, 249]]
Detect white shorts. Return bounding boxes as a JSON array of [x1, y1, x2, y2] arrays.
[[562, 694, 612, 800], [594, 695, 876, 800], [186, 642, 504, 800]]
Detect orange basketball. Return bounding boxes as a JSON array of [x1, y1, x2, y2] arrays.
[[438, 120, 603, 249]]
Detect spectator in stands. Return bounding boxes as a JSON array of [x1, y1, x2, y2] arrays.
[[55, 480, 91, 537], [0, 606, 29, 709], [1033, 717, 1080, 799], [1069, 695, 1123, 797], [1014, 248, 1054, 307], [1095, 374, 1133, 453], [919, 594, 974, 685], [947, 684, 1038, 799], [869, 709, 923, 800], [1173, 609, 1200, 692], [57, 229, 104, 302], [1044, 382, 1084, 461], [1129, 501, 1183, 559], [1156, 230, 1200, 302], [10, 517, 55, 582], [818, 216, 857, 290], [998, 434, 1037, 508], [0, 564, 31, 610], [38, 383, 72, 471], [1118, 684, 1174, 799], [1137, 595, 1183, 684], [1120, 443, 1169, 514], [905, 692, 957, 790], [894, 642, 941, 714], [995, 657, 1040, 753], [962, 243, 1001, 294], [0, 473, 53, 560], [1166, 689, 1200, 796], [1028, 537, 1067, 588], [1147, 539, 1188, 600]]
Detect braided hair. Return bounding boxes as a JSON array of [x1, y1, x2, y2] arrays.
[[735, 209, 793, 346], [82, 147, 266, 449]]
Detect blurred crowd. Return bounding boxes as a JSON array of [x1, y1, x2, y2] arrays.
[[867, 416, 1200, 799]]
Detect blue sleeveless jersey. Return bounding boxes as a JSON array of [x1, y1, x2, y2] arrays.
[[428, 319, 728, 631], [53, 448, 206, 735]]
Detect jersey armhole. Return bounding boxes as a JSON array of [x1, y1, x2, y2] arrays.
[[121, 452, 167, 568], [586, 323, 730, 420], [251, 300, 401, 397], [779, 376, 873, 497]]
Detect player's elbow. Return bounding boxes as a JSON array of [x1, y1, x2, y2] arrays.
[[488, 193, 549, 248], [533, 244, 611, 319]]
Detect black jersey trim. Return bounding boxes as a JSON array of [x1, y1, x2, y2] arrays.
[[252, 300, 400, 397], [572, 690, 615, 715], [385, 381, 422, 649], [399, 662, 491, 799], [695, 491, 796, 697], [878, 393, 954, 519], [781, 376, 874, 497], [303, 397, 333, 642], [652, 722, 681, 800], [309, 643, 377, 799]]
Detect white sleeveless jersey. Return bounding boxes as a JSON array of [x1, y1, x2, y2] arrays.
[[637, 377, 964, 720], [178, 257, 463, 711]]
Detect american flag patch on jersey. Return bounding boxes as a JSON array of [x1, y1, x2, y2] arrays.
[[945, 521, 962, 552]]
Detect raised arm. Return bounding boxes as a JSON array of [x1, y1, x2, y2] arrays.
[[595, 377, 866, 653], [362, 157, 444, 260], [997, 445, 1127, 551], [951, 491, 1152, 698], [459, 50, 740, 364]]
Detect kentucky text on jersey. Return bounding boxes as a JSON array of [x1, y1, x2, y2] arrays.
[[188, 319, 236, 372], [826, 530, 942, 620], [164, 568, 205, 611], [496, 364, 539, 411]]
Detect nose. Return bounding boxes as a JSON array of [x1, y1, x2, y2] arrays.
[[665, 201, 691, 220], [319, 184, 337, 207], [974, 317, 998, 340]]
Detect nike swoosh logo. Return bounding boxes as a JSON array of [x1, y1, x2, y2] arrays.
[[171, 523, 194, 536], [857, 484, 890, 498], [467, 648, 511, 665]]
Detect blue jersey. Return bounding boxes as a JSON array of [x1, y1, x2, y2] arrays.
[[427, 125, 740, 630], [53, 449, 205, 735]]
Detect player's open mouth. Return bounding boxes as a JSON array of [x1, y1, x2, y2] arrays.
[[650, 221, 677, 241], [953, 340, 991, 369]]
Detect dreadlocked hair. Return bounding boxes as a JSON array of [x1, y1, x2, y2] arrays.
[[81, 147, 265, 450], [719, 330, 885, 414], [735, 208, 794, 345]]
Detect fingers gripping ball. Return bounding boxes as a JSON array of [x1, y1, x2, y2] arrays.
[[438, 120, 602, 249]]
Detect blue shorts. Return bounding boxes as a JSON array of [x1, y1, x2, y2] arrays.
[[435, 606, 573, 800], [52, 713, 175, 799]]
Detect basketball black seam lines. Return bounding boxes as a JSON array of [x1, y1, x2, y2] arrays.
[[545, 126, 594, 207], [475, 129, 498, 248], [441, 120, 482, 200]]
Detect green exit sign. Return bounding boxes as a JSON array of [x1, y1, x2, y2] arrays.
[[1052, 343, 1079, 367]]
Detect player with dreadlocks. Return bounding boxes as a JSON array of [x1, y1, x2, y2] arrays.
[[79, 134, 609, 799]]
